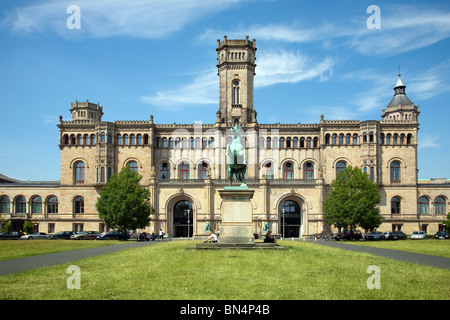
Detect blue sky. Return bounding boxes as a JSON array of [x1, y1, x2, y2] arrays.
[[1, 0, 449, 181]]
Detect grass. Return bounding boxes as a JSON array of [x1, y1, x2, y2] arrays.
[[344, 239, 450, 258], [0, 240, 449, 300], [0, 240, 123, 261]]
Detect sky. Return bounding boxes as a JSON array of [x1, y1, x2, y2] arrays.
[[0, 0, 449, 181]]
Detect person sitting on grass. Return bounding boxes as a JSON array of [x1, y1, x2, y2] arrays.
[[204, 231, 218, 243], [264, 230, 277, 243]]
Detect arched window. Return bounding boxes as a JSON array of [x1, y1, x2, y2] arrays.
[[418, 196, 429, 215], [74, 196, 84, 214], [160, 162, 170, 180], [300, 137, 305, 148], [407, 133, 412, 144], [259, 137, 264, 149], [182, 137, 188, 149], [75, 161, 85, 183], [64, 134, 69, 145], [100, 132, 105, 142], [283, 162, 294, 179], [173, 200, 193, 238], [117, 134, 122, 145], [379, 133, 385, 145], [137, 134, 142, 145], [209, 137, 214, 149], [273, 137, 278, 149], [90, 134, 96, 145], [280, 200, 301, 238], [313, 137, 318, 148], [363, 132, 367, 143], [162, 137, 167, 148], [77, 134, 83, 145], [393, 133, 398, 145], [325, 134, 330, 145], [304, 162, 314, 180], [123, 134, 129, 145], [264, 162, 274, 180], [0, 196, 10, 214], [266, 137, 271, 149], [84, 134, 90, 145], [15, 196, 26, 214], [391, 197, 401, 214], [332, 134, 337, 145], [179, 162, 190, 180], [293, 138, 298, 148], [346, 134, 351, 145], [199, 162, 208, 180], [31, 196, 42, 214], [279, 137, 285, 148], [128, 161, 138, 173], [168, 137, 174, 148], [386, 134, 391, 145], [352, 133, 358, 144], [338, 134, 344, 145], [130, 134, 136, 145], [107, 132, 112, 143], [336, 161, 346, 174], [369, 131, 374, 142], [390, 161, 401, 182], [286, 137, 291, 148], [195, 137, 201, 149], [47, 196, 58, 214], [232, 80, 240, 104], [435, 197, 446, 215], [306, 137, 312, 148], [202, 138, 208, 149]]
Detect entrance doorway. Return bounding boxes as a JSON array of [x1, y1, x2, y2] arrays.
[[280, 200, 301, 238], [173, 200, 193, 237]]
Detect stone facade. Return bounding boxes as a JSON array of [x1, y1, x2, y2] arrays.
[[1, 37, 449, 237]]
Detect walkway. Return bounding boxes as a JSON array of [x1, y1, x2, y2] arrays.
[[0, 240, 159, 276], [305, 239, 450, 270]]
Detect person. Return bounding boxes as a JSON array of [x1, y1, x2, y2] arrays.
[[204, 231, 218, 243], [264, 230, 276, 243], [159, 228, 164, 241]]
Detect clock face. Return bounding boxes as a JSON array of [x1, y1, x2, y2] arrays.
[[233, 81, 239, 86]]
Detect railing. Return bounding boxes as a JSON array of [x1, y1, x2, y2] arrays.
[[157, 178, 317, 185]]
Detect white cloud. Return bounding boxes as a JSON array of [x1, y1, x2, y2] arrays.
[[2, 0, 247, 38], [139, 50, 335, 109], [255, 50, 335, 88], [419, 134, 440, 148], [139, 69, 218, 110]]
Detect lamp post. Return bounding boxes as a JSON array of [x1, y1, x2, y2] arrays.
[[282, 208, 285, 240], [187, 209, 191, 240]]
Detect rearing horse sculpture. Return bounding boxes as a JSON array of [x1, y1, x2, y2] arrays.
[[226, 126, 247, 186]]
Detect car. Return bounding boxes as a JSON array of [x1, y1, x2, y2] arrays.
[[385, 231, 407, 240], [70, 231, 100, 240], [0, 231, 24, 239], [364, 231, 386, 241], [434, 231, 449, 239], [49, 231, 77, 239], [97, 230, 130, 240], [20, 232, 50, 240], [410, 231, 427, 239], [334, 230, 362, 241]]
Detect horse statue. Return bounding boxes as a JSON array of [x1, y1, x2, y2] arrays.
[[226, 126, 247, 186]]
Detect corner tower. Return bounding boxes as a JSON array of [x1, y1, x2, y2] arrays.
[[381, 74, 419, 121], [216, 36, 257, 127]]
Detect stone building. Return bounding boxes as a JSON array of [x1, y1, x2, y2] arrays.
[[1, 36, 449, 237]]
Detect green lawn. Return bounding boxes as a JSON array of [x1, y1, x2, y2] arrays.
[[0, 240, 448, 300], [0, 240, 123, 261], [346, 239, 450, 258]]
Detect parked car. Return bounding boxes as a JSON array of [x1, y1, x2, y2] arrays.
[[0, 231, 24, 239], [97, 231, 130, 240], [385, 231, 407, 240], [410, 231, 427, 239], [434, 231, 449, 239], [334, 230, 362, 241], [49, 231, 76, 239], [70, 231, 100, 240], [21, 232, 50, 240], [364, 231, 386, 241]]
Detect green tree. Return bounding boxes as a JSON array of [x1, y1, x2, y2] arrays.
[[23, 221, 35, 234], [96, 165, 153, 236], [323, 165, 382, 232]]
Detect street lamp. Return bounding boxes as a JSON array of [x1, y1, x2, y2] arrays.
[[282, 208, 285, 240], [186, 209, 191, 240]]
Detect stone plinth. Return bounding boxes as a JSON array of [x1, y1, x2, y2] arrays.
[[218, 189, 254, 245]]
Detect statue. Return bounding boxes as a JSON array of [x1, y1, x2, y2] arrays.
[[204, 221, 211, 232], [226, 125, 247, 187]]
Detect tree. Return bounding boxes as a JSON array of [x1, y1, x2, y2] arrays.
[[96, 165, 153, 236], [323, 165, 382, 232]]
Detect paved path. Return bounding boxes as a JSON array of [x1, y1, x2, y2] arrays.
[[0, 240, 160, 276], [305, 239, 450, 270]]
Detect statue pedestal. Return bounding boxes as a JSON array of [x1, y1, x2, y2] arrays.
[[218, 189, 254, 245]]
